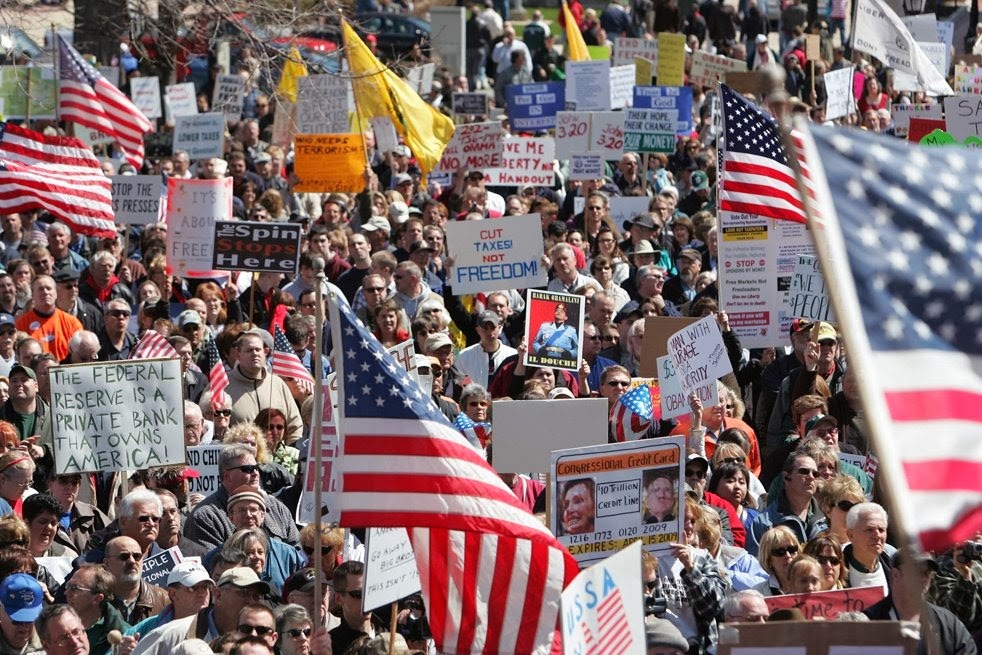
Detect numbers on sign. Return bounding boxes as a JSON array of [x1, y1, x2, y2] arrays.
[[558, 119, 588, 139]]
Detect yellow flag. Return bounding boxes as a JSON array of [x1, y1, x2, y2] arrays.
[[277, 46, 308, 103], [563, 1, 590, 62], [342, 20, 454, 181]]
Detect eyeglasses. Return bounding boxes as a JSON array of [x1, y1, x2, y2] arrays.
[[720, 457, 743, 465], [685, 469, 707, 479], [65, 584, 94, 593], [303, 545, 335, 556], [238, 625, 274, 636], [301, 301, 318, 309], [113, 552, 141, 561], [287, 628, 313, 638], [836, 500, 858, 512], [137, 514, 161, 523], [393, 274, 406, 280], [228, 464, 261, 474], [268, 424, 286, 431], [364, 287, 385, 293], [58, 281, 79, 288], [586, 335, 601, 341], [772, 545, 799, 557], [817, 555, 841, 566], [214, 409, 232, 417], [601, 336, 618, 343], [108, 310, 131, 318], [597, 238, 615, 244], [53, 626, 87, 647], [606, 380, 630, 388], [341, 589, 363, 600], [796, 467, 820, 478]]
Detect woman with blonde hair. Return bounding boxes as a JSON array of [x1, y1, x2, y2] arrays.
[[754, 526, 801, 596], [696, 505, 767, 591], [222, 424, 293, 495], [195, 281, 229, 335], [299, 523, 347, 583], [815, 474, 865, 545], [786, 554, 824, 594]]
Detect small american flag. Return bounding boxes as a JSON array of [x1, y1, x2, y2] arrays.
[[453, 412, 491, 450], [272, 325, 315, 394], [58, 35, 152, 169], [206, 338, 229, 405], [864, 451, 879, 479], [131, 329, 178, 360], [330, 297, 577, 655], [590, 588, 633, 655], [609, 383, 654, 442]]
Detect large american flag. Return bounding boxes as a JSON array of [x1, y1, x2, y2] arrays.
[[272, 325, 315, 394], [797, 123, 982, 552], [58, 35, 152, 169], [719, 84, 817, 224], [330, 298, 578, 654], [206, 338, 230, 405], [0, 122, 115, 237], [609, 383, 654, 442], [130, 329, 178, 360]]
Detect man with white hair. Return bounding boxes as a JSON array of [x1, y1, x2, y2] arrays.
[[547, 243, 602, 294], [47, 222, 89, 275], [844, 502, 895, 594], [66, 330, 101, 364], [722, 589, 770, 623], [184, 400, 207, 446]]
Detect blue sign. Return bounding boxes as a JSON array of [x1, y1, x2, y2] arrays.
[[505, 82, 565, 131], [632, 86, 694, 136]]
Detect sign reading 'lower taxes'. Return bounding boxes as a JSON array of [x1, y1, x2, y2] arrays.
[[444, 213, 546, 294], [50, 359, 185, 474], [213, 221, 302, 274], [173, 112, 225, 159], [293, 133, 365, 193]]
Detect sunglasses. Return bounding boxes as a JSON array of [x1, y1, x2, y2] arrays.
[[137, 515, 160, 523], [720, 457, 743, 465], [606, 380, 630, 388], [836, 500, 858, 512], [817, 555, 841, 566], [287, 628, 313, 638], [238, 625, 274, 636], [601, 336, 619, 342], [228, 464, 261, 474], [772, 545, 799, 557], [268, 424, 286, 431], [685, 469, 707, 479], [364, 287, 385, 293], [303, 545, 335, 556], [644, 580, 657, 591], [342, 589, 363, 600], [108, 310, 131, 318], [114, 552, 141, 561], [213, 409, 232, 417], [796, 467, 820, 478]]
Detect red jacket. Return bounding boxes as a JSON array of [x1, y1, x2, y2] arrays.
[[670, 415, 761, 477]]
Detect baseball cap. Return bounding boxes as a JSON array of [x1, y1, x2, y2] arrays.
[[393, 172, 413, 186], [217, 567, 271, 594], [813, 321, 838, 343], [167, 561, 214, 588], [253, 153, 272, 164], [0, 573, 43, 622], [53, 269, 80, 283], [424, 333, 453, 352], [177, 310, 202, 328], [389, 201, 410, 224], [756, 34, 769, 44], [614, 301, 642, 324], [891, 548, 939, 573], [361, 216, 391, 234], [686, 453, 709, 468], [282, 568, 324, 603], [476, 310, 500, 328], [8, 364, 36, 381], [548, 387, 575, 400], [679, 248, 702, 262], [645, 618, 689, 650], [393, 145, 411, 157], [804, 414, 838, 433], [362, 633, 409, 655], [0, 312, 14, 327], [691, 170, 709, 191]]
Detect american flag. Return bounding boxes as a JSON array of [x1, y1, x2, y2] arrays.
[[864, 451, 879, 479], [130, 329, 178, 360], [0, 122, 115, 238], [590, 588, 633, 655], [795, 123, 982, 553], [330, 298, 578, 654], [57, 35, 152, 169], [272, 325, 315, 394], [609, 383, 654, 442], [206, 338, 229, 406], [453, 412, 492, 450], [719, 84, 817, 224]]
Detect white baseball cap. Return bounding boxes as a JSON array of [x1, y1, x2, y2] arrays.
[[167, 561, 214, 588]]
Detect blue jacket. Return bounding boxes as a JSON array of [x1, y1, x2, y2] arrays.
[[745, 494, 828, 557]]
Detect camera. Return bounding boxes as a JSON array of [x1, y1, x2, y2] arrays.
[[644, 594, 667, 617], [957, 540, 982, 564], [397, 594, 432, 642]]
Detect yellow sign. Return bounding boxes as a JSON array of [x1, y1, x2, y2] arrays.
[[587, 45, 612, 60], [634, 57, 654, 86], [293, 134, 365, 193], [656, 33, 686, 86]]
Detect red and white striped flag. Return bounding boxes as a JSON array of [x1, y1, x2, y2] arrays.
[[330, 298, 577, 655], [591, 588, 633, 655], [206, 338, 229, 405], [131, 330, 178, 360], [0, 122, 115, 237], [57, 35, 152, 169], [272, 325, 314, 393]]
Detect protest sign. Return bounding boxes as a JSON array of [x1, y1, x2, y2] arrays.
[[666, 314, 732, 395], [77, 127, 115, 149], [525, 290, 584, 372], [142, 547, 183, 586], [437, 121, 503, 171], [492, 398, 608, 473], [901, 13, 938, 41], [589, 112, 625, 160], [166, 177, 233, 277], [555, 111, 591, 160], [561, 541, 646, 655], [632, 86, 693, 136], [485, 137, 555, 186], [362, 527, 422, 612], [689, 51, 746, 87], [943, 95, 982, 141], [609, 64, 636, 110], [369, 117, 399, 154], [405, 63, 436, 96], [613, 37, 658, 67], [938, 20, 955, 48], [764, 586, 886, 620], [717, 620, 917, 654], [213, 221, 302, 274], [211, 74, 245, 124], [639, 316, 699, 378], [551, 437, 685, 566], [907, 118, 947, 142], [566, 60, 612, 111], [635, 57, 654, 86], [130, 77, 162, 120], [50, 359, 184, 474], [723, 70, 758, 95], [656, 33, 686, 85], [587, 45, 612, 60], [607, 197, 652, 229], [656, 355, 720, 419], [0, 66, 57, 120], [297, 396, 341, 525], [453, 92, 489, 115], [947, 63, 979, 94], [37, 557, 74, 587], [164, 82, 198, 120], [296, 74, 351, 134], [624, 107, 677, 153], [785, 255, 836, 323], [505, 82, 564, 130], [173, 112, 225, 160], [569, 153, 605, 181], [111, 175, 163, 225], [890, 102, 942, 137], [186, 444, 223, 496], [824, 67, 855, 120], [293, 133, 365, 193], [445, 214, 546, 294]]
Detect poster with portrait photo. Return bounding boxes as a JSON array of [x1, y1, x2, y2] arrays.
[[550, 436, 685, 567], [524, 289, 584, 372]]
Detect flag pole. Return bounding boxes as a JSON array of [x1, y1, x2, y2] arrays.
[[311, 255, 326, 625], [339, 16, 374, 178], [388, 603, 398, 655]]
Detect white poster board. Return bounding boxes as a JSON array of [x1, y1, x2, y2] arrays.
[[491, 398, 608, 473], [607, 197, 651, 227], [297, 392, 341, 525], [656, 354, 720, 419], [689, 51, 746, 87], [555, 111, 591, 160], [666, 314, 732, 395], [165, 177, 233, 276], [130, 76, 162, 120], [111, 175, 164, 225], [186, 444, 223, 496], [566, 60, 612, 112], [589, 111, 625, 160], [568, 152, 605, 181], [785, 255, 836, 323], [609, 64, 636, 110], [173, 112, 226, 160], [485, 137, 555, 186], [942, 95, 982, 141], [369, 117, 399, 154], [297, 74, 350, 134], [211, 74, 246, 124], [889, 101, 942, 137], [362, 527, 423, 612], [613, 37, 659, 67], [50, 359, 184, 474], [437, 121, 504, 171], [444, 213, 547, 294], [823, 66, 855, 120], [164, 82, 198, 120]]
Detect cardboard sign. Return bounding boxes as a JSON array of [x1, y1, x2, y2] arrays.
[[141, 546, 183, 586], [656, 32, 686, 86], [297, 394, 340, 525], [213, 221, 302, 274], [211, 74, 245, 124], [111, 175, 164, 225], [485, 137, 555, 186], [551, 437, 685, 566], [613, 37, 659, 67], [589, 111, 625, 160], [369, 117, 399, 154], [764, 586, 886, 620], [890, 102, 942, 137], [689, 52, 746, 87], [505, 81, 565, 130], [724, 71, 759, 96], [566, 60, 612, 111], [907, 117, 947, 142], [166, 177, 233, 277], [164, 82, 198, 120], [666, 314, 732, 394], [50, 359, 184, 474], [405, 63, 436, 96], [293, 133, 365, 193], [824, 67, 855, 120], [639, 316, 699, 378], [632, 86, 693, 136], [786, 255, 836, 323], [624, 107, 677, 153], [437, 121, 504, 171], [186, 444, 223, 496], [804, 34, 821, 61], [492, 398, 608, 473], [561, 542, 646, 655], [296, 74, 350, 134], [173, 112, 225, 160], [635, 57, 654, 86], [609, 64, 636, 110], [362, 528, 423, 612], [452, 92, 489, 115], [656, 354, 720, 419], [130, 76, 162, 120], [718, 620, 917, 654], [942, 95, 982, 141], [555, 111, 591, 160], [525, 290, 585, 372], [569, 152, 605, 181], [444, 213, 547, 294]]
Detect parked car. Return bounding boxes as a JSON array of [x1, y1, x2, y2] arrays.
[[299, 12, 431, 59]]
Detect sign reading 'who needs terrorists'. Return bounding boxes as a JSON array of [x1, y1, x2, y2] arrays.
[[50, 359, 185, 474]]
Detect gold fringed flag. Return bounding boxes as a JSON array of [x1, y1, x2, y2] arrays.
[[276, 46, 308, 103], [563, 1, 590, 61]]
